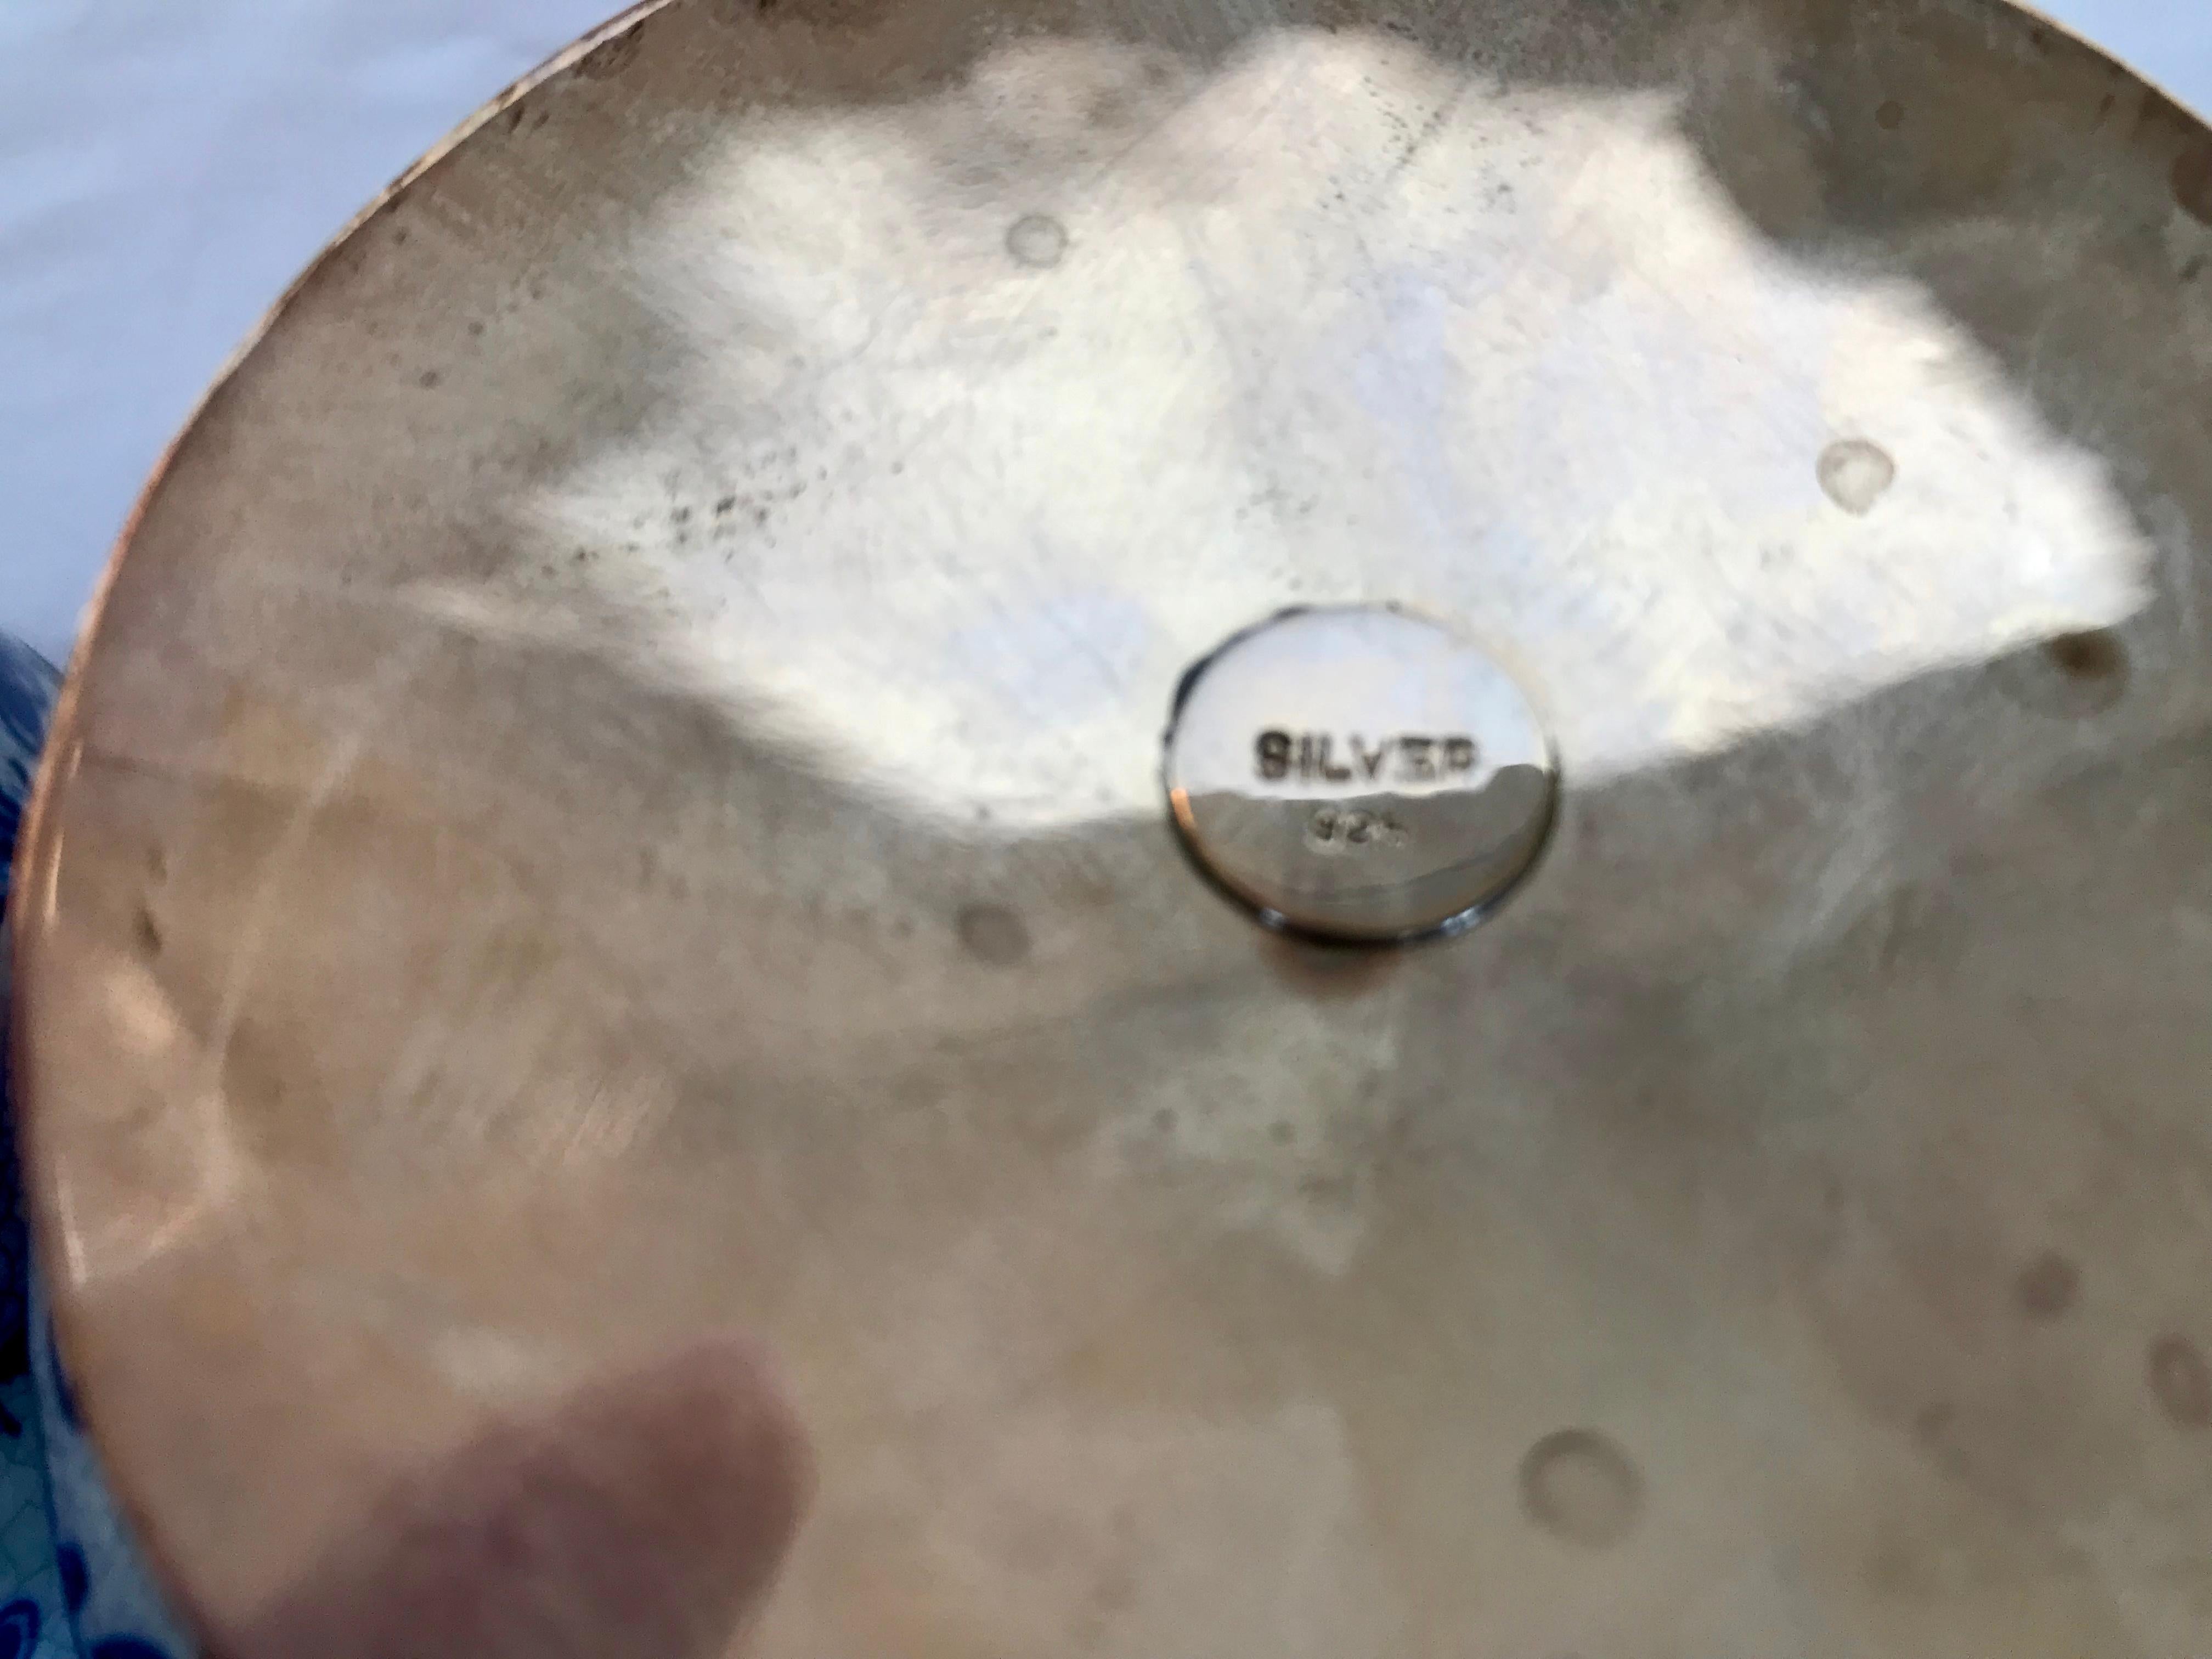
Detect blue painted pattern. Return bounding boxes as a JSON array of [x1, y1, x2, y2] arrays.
[[0, 635, 187, 1659], [0, 1600, 41, 1659]]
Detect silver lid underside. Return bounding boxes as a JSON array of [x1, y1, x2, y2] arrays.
[[18, 0, 2212, 1652]]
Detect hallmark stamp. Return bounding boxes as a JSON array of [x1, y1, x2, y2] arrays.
[[1255, 730, 1479, 786]]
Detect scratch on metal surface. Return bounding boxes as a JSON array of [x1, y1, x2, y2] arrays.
[[186, 642, 432, 1199]]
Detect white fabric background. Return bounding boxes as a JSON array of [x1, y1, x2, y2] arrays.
[[1, 0, 2207, 667]]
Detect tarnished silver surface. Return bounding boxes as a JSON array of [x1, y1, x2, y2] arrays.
[[16, 0, 2212, 1652], [1165, 607, 1554, 940]]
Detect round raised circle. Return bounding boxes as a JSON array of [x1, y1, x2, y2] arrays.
[[1164, 607, 1556, 943]]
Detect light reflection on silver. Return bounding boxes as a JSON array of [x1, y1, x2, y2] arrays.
[[501, 39, 2148, 830], [1165, 607, 1555, 942]]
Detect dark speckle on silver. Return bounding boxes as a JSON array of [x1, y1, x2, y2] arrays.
[[2015, 1251, 2080, 1321], [1997, 628, 2130, 718], [2149, 1334, 2212, 1428], [2175, 142, 2212, 227], [957, 902, 1032, 967], [2043, 629, 2125, 687]]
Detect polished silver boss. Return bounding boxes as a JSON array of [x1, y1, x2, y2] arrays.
[[1164, 607, 1556, 941]]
